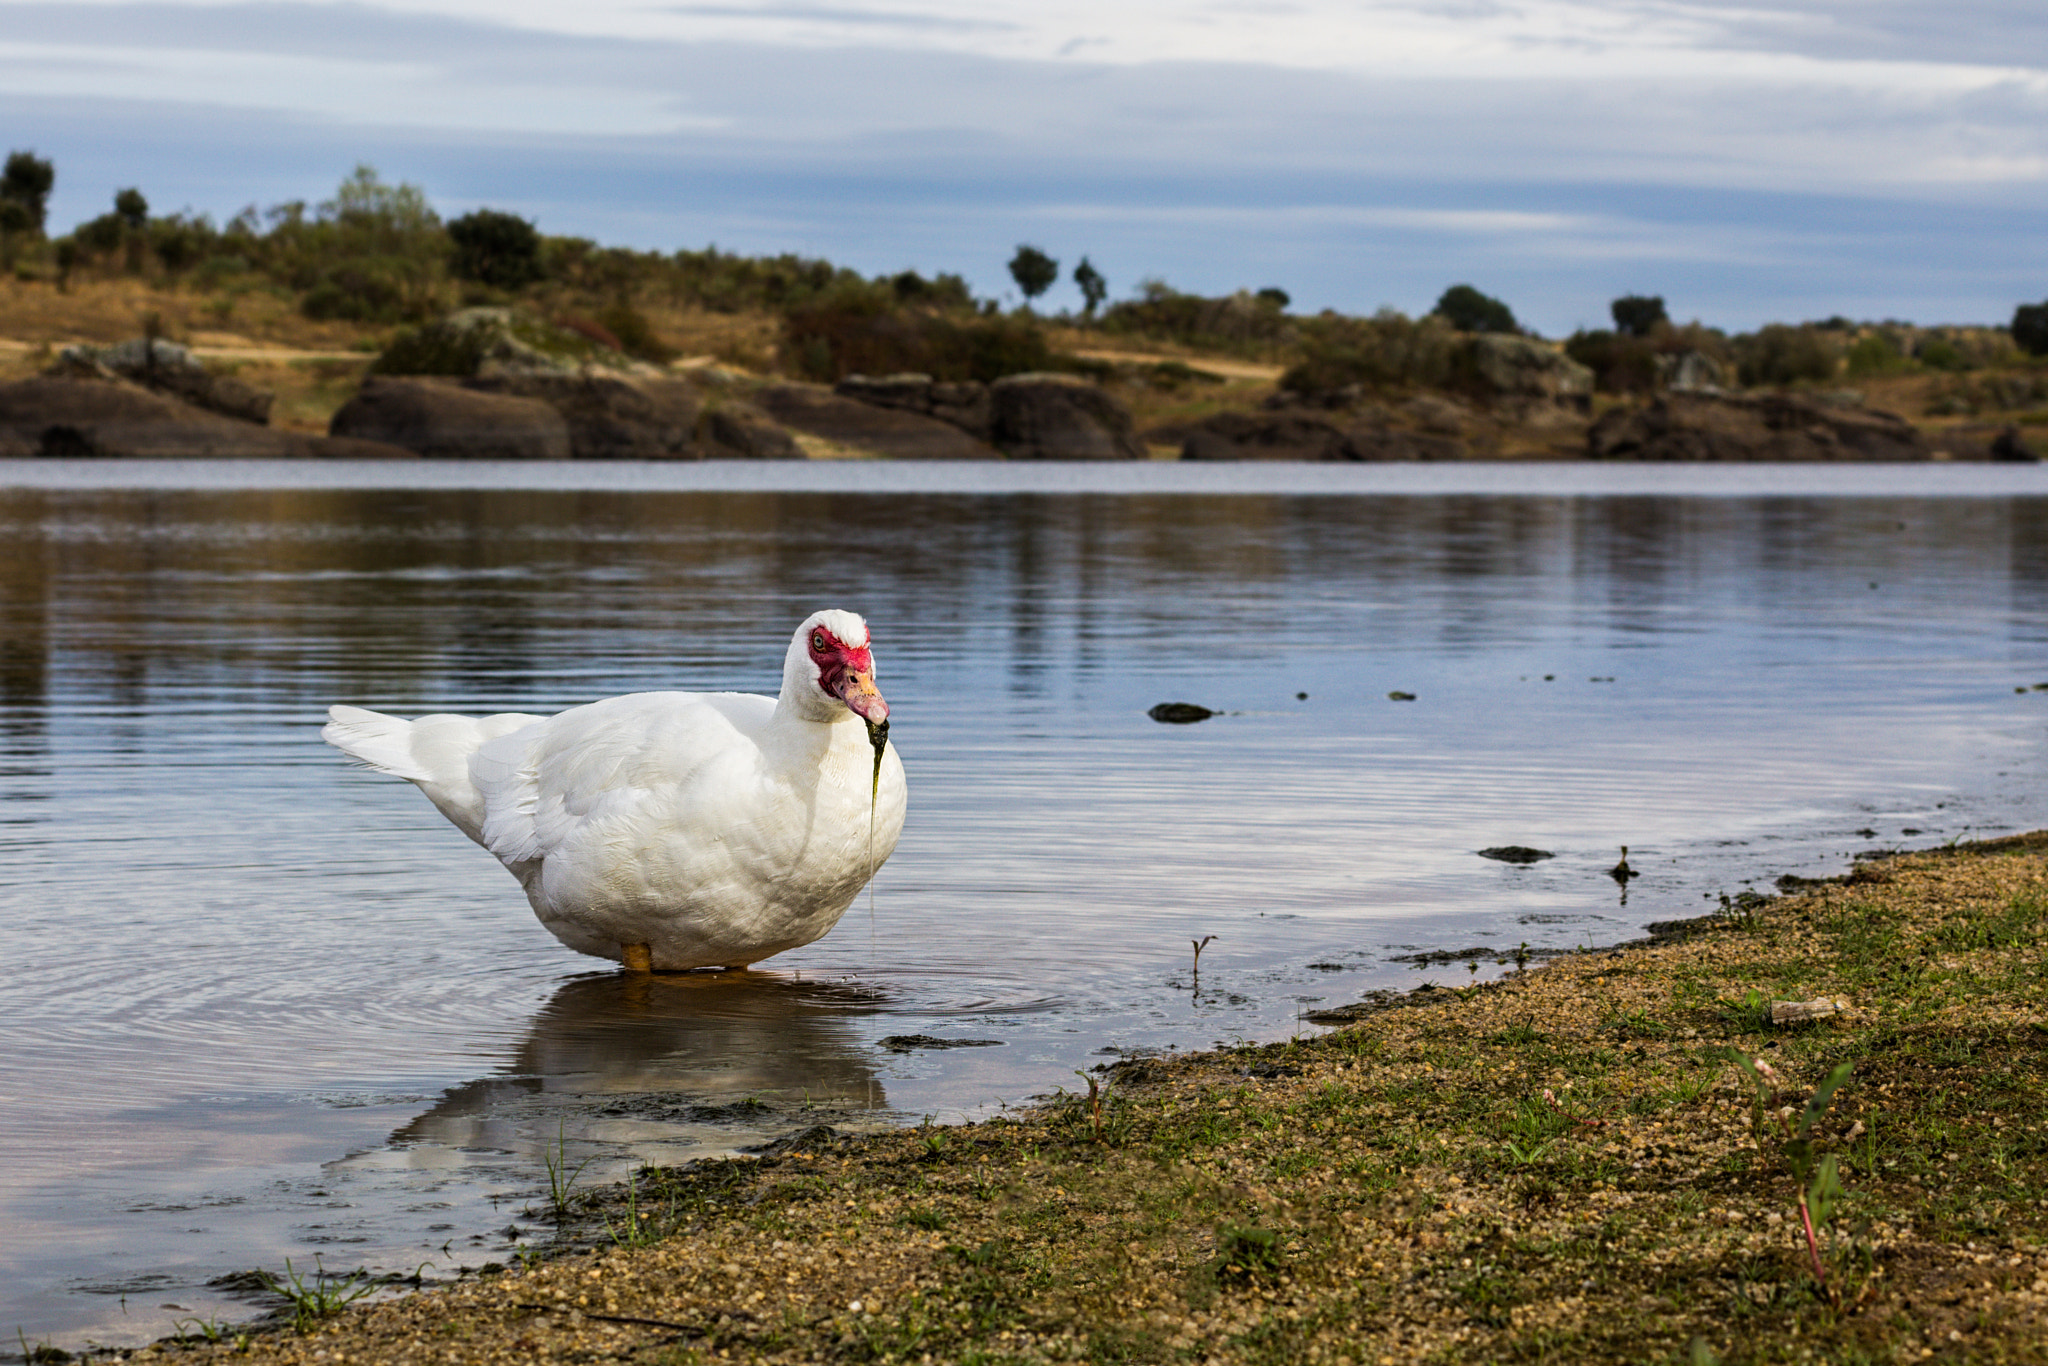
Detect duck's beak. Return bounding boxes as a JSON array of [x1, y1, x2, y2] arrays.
[[836, 668, 890, 725]]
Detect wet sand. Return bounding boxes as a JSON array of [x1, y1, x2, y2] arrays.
[[97, 833, 2048, 1365]]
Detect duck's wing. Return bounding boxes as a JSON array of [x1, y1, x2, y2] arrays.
[[470, 691, 775, 873]]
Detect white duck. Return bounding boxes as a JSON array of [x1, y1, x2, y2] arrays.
[[322, 610, 907, 972]]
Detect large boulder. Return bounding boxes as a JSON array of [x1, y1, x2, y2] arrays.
[[1658, 350, 1727, 392], [54, 339, 274, 424], [464, 374, 699, 459], [833, 373, 993, 441], [1341, 427, 1468, 461], [1589, 392, 1930, 461], [756, 383, 998, 459], [987, 373, 1145, 460], [1458, 335, 1594, 411], [1929, 424, 2042, 462], [1178, 411, 1352, 461], [1175, 410, 1468, 461], [329, 377, 571, 459], [698, 402, 804, 460], [0, 374, 409, 458]]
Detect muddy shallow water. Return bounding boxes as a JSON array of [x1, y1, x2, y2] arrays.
[[2, 461, 2045, 1352]]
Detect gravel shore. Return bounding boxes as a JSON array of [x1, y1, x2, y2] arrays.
[[98, 834, 2048, 1365]]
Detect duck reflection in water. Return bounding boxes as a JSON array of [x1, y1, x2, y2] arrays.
[[384, 971, 891, 1166]]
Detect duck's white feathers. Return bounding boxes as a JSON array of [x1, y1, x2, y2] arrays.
[[324, 704, 545, 843], [322, 612, 906, 970]]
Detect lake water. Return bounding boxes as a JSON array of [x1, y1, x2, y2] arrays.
[[3, 459, 2045, 1353]]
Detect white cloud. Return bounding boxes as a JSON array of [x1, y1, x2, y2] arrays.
[[0, 37, 715, 134], [0, 0, 2042, 328]]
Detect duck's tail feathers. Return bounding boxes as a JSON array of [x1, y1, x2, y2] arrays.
[[323, 705, 440, 782], [324, 705, 546, 845]]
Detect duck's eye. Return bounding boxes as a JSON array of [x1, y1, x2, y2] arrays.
[[811, 632, 828, 652]]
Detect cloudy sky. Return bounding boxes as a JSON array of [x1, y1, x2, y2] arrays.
[[2, 0, 2043, 332]]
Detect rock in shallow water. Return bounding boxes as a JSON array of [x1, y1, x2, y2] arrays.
[[877, 1035, 1005, 1052], [1478, 846, 1554, 863]]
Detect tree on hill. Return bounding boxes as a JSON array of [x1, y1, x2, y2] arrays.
[[323, 163, 437, 236], [2013, 302, 2048, 358], [113, 188, 149, 231], [1009, 244, 1058, 303], [1433, 283, 1517, 334], [1256, 287, 1291, 309], [1611, 294, 1668, 337], [1073, 257, 1106, 317], [0, 149, 55, 236], [448, 208, 543, 289]]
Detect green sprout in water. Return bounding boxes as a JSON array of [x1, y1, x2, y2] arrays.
[[541, 1120, 595, 1223], [257, 1256, 376, 1333]]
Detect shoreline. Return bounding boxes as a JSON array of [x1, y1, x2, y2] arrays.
[[74, 832, 2048, 1365]]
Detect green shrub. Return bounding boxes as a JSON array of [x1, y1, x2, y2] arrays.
[[656, 246, 854, 314], [193, 253, 251, 290], [1733, 323, 1840, 386], [1073, 258, 1107, 317], [783, 280, 1049, 382], [1844, 333, 1908, 377], [1, 150, 54, 236], [1917, 336, 1971, 371], [1279, 309, 1457, 397], [371, 308, 620, 375], [1565, 329, 1660, 394], [1097, 281, 1293, 354], [1008, 244, 1058, 301], [302, 254, 439, 324], [1433, 283, 1517, 334], [113, 188, 148, 230], [448, 209, 542, 289], [2013, 303, 2048, 358], [888, 270, 973, 309], [74, 212, 124, 255], [593, 301, 677, 364], [147, 213, 216, 274], [1610, 294, 1668, 337]]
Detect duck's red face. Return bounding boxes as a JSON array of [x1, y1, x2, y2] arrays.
[[808, 626, 888, 723]]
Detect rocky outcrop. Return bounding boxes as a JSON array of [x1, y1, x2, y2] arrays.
[[698, 403, 803, 460], [1457, 335, 1593, 413], [54, 339, 274, 424], [833, 374, 993, 441], [1173, 410, 1467, 461], [1993, 426, 2042, 462], [756, 383, 998, 459], [1588, 392, 1930, 461], [1341, 427, 1468, 461], [372, 307, 638, 379], [1658, 350, 1727, 392], [329, 377, 572, 460], [1178, 412, 1352, 461], [1930, 424, 2043, 462], [465, 374, 699, 459], [0, 374, 412, 458], [987, 373, 1145, 460]]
